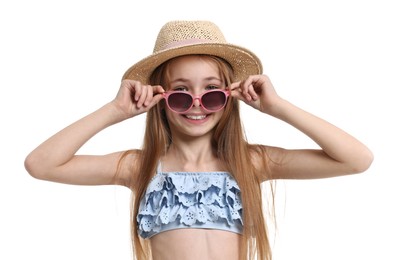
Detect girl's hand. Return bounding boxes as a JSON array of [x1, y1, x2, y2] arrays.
[[230, 74, 282, 115], [112, 79, 165, 119]]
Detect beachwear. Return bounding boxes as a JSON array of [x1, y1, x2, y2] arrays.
[[137, 162, 243, 239]]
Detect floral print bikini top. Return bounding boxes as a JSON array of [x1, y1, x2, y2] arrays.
[[137, 162, 243, 239]]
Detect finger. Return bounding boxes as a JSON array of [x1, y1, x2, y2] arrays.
[[230, 81, 241, 91], [244, 76, 263, 101], [132, 81, 143, 102], [153, 85, 165, 95], [230, 81, 248, 100], [240, 81, 253, 102], [149, 93, 165, 108], [141, 86, 165, 109], [136, 85, 148, 108], [143, 85, 153, 106], [247, 84, 259, 101], [151, 85, 166, 104]]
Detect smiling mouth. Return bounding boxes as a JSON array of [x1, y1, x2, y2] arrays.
[[184, 115, 207, 120]]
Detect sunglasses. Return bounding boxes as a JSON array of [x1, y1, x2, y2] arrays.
[[162, 89, 230, 114]]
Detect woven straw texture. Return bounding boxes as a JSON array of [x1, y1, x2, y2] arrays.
[[122, 20, 262, 84]]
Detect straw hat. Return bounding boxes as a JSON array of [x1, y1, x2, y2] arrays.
[[122, 20, 263, 84]]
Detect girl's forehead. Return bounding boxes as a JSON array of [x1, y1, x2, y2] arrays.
[[160, 54, 231, 89], [166, 57, 221, 80], [168, 55, 220, 70]]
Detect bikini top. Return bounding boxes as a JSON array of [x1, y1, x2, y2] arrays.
[[137, 162, 243, 239]]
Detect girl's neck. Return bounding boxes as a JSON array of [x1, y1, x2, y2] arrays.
[[168, 139, 214, 161], [162, 139, 225, 172]]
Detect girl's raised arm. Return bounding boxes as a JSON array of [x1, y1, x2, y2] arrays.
[[231, 75, 374, 180], [24, 80, 164, 186]]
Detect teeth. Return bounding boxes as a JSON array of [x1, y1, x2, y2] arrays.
[[185, 115, 206, 120]]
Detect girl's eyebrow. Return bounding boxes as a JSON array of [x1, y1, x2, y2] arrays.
[[170, 78, 189, 84], [204, 76, 223, 83], [170, 77, 222, 84]]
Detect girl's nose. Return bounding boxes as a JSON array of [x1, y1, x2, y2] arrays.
[[193, 97, 201, 108]]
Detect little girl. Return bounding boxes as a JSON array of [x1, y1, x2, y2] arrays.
[[25, 20, 373, 260]]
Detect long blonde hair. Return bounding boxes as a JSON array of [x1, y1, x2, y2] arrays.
[[119, 55, 275, 260]]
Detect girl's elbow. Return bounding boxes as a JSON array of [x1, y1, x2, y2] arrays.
[[24, 154, 47, 180], [353, 149, 374, 174]]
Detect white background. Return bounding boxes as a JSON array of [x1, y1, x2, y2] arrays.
[[1, 0, 400, 259]]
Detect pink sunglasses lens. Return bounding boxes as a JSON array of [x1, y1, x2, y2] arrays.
[[201, 91, 227, 111], [167, 92, 193, 112]]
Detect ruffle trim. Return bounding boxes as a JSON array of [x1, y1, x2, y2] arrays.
[[137, 172, 242, 238]]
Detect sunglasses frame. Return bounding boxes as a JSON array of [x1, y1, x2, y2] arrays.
[[162, 89, 230, 114]]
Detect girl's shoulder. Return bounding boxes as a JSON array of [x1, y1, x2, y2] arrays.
[[115, 149, 142, 188], [248, 144, 286, 181]]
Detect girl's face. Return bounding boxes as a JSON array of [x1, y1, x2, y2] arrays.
[[164, 55, 226, 139]]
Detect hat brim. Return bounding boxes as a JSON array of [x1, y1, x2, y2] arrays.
[[122, 43, 263, 84]]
